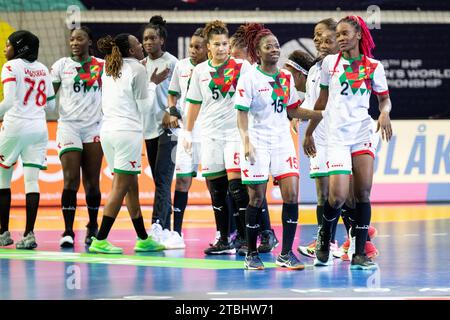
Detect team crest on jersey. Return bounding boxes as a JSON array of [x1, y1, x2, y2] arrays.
[[269, 71, 291, 107], [339, 58, 378, 95], [208, 58, 243, 98], [74, 58, 104, 92]]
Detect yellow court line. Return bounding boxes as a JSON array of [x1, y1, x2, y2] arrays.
[[6, 205, 450, 231]]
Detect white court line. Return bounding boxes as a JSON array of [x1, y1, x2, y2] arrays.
[[403, 234, 420, 237], [375, 235, 391, 238], [123, 295, 173, 300], [432, 233, 447, 236], [207, 292, 229, 295]]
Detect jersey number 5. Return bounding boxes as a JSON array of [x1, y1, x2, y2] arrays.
[[24, 77, 47, 107], [212, 86, 220, 100]]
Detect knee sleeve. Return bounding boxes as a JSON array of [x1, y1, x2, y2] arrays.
[[228, 179, 249, 207], [0, 168, 13, 189], [208, 176, 229, 208], [24, 167, 40, 194]]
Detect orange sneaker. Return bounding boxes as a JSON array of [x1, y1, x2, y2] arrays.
[[365, 241, 379, 259], [297, 240, 316, 258], [368, 226, 378, 240]]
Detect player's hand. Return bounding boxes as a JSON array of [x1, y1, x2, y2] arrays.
[[303, 134, 316, 158], [151, 67, 170, 85], [290, 118, 299, 134], [169, 115, 180, 129], [183, 131, 193, 155], [244, 142, 256, 165], [377, 111, 393, 142], [162, 111, 171, 128]]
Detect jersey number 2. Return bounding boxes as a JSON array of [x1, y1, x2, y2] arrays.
[[24, 77, 47, 107]]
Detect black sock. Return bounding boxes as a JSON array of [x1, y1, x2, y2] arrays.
[[61, 189, 77, 237], [24, 193, 40, 236], [173, 191, 188, 235], [228, 179, 249, 239], [0, 188, 11, 234], [341, 203, 355, 236], [316, 205, 324, 227], [132, 216, 148, 240], [96, 215, 116, 240], [226, 192, 237, 234], [246, 205, 260, 253], [322, 200, 340, 236], [330, 208, 341, 243], [281, 203, 298, 255], [208, 176, 229, 242], [355, 202, 371, 255], [258, 198, 271, 231], [86, 192, 101, 229]]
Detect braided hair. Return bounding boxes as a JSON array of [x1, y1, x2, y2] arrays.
[[338, 15, 375, 58], [97, 33, 131, 79], [203, 20, 228, 41], [243, 23, 274, 64]]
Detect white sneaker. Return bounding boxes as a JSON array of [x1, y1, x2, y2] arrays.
[[161, 231, 186, 250], [148, 223, 163, 242], [348, 228, 356, 261], [60, 235, 74, 248], [331, 240, 343, 258]]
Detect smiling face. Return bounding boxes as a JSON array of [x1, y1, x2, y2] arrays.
[[256, 35, 280, 65], [70, 29, 91, 58], [336, 21, 361, 54], [313, 23, 328, 52]]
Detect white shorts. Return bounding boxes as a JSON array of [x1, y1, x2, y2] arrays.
[[176, 140, 201, 177], [327, 131, 380, 175], [57, 121, 101, 157], [101, 130, 142, 175], [309, 143, 328, 178], [201, 137, 241, 178], [0, 127, 48, 170], [240, 140, 299, 185]]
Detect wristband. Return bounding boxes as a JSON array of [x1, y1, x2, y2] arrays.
[[169, 106, 182, 119]]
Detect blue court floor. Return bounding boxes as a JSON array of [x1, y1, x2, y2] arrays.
[[1, 206, 450, 300]]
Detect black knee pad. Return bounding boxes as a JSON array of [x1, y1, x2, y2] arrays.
[[228, 179, 249, 206], [208, 176, 229, 204]]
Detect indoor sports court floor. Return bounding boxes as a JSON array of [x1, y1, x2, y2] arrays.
[[1, 204, 450, 300]]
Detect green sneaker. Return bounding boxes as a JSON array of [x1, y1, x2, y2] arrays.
[[89, 238, 123, 254], [16, 231, 37, 250], [0, 231, 14, 246], [134, 236, 165, 252]]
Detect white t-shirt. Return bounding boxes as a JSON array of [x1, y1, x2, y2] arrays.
[[101, 58, 149, 132], [302, 61, 327, 145], [51, 56, 103, 127], [320, 53, 389, 145], [186, 57, 251, 142], [142, 52, 178, 139], [234, 65, 299, 147], [1, 58, 54, 133]]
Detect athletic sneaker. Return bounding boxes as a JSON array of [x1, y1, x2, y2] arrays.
[[330, 240, 343, 258], [161, 231, 186, 249], [85, 225, 98, 245], [59, 235, 74, 248], [134, 236, 165, 252], [347, 228, 356, 262], [368, 226, 378, 239], [16, 231, 37, 250], [314, 225, 331, 266], [245, 251, 264, 270], [276, 251, 305, 270], [232, 235, 246, 250], [237, 245, 248, 257], [298, 239, 316, 258], [258, 229, 279, 253], [148, 223, 164, 243], [350, 254, 378, 270], [89, 238, 123, 254], [0, 231, 14, 246], [204, 239, 236, 255], [364, 241, 379, 259], [210, 230, 221, 246]]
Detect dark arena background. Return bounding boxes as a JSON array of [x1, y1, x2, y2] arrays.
[[0, 0, 449, 311]]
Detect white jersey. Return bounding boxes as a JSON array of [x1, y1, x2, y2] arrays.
[[302, 61, 327, 145], [142, 52, 178, 139], [1, 58, 54, 133], [101, 57, 149, 132], [320, 53, 389, 145], [234, 66, 299, 147], [51, 56, 103, 127], [186, 57, 251, 141]]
